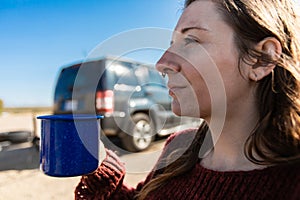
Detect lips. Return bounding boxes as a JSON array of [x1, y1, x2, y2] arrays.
[[169, 89, 176, 98], [168, 85, 186, 98]]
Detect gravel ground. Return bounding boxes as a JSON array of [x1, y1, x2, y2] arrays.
[[0, 143, 81, 200], [0, 112, 163, 199], [0, 141, 162, 200]]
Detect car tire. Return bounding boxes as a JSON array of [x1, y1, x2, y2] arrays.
[[121, 113, 155, 152], [32, 136, 40, 151], [5, 131, 31, 143]]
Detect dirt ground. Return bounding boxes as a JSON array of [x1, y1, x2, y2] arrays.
[[0, 168, 80, 199], [0, 111, 164, 199], [0, 169, 147, 200], [0, 142, 151, 200]]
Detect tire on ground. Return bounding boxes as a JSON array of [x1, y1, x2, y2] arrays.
[[121, 113, 155, 152]]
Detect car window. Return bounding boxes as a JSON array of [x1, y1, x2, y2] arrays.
[[135, 66, 149, 84], [108, 62, 138, 86], [135, 65, 166, 86], [55, 61, 109, 98], [118, 70, 137, 86], [74, 61, 105, 89], [55, 66, 79, 96], [148, 68, 166, 86]]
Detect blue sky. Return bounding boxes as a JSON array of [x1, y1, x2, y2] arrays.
[[0, 0, 182, 107]]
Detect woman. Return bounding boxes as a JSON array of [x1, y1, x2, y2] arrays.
[[75, 0, 300, 199]]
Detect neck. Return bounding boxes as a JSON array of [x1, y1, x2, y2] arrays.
[[201, 133, 261, 171], [201, 105, 264, 171]]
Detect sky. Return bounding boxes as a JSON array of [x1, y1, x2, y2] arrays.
[[0, 0, 183, 107]]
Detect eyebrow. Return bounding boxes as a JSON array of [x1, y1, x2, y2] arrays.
[[181, 26, 210, 33]]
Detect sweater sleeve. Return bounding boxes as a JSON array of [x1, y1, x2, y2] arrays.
[[74, 149, 135, 200], [74, 129, 197, 200]]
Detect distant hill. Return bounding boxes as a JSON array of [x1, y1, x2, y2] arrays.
[[3, 107, 53, 113]]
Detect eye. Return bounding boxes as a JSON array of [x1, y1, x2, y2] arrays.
[[184, 36, 199, 45]]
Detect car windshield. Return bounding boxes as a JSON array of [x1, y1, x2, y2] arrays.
[[54, 61, 108, 98]]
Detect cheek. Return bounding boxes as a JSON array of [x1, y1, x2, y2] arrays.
[[216, 56, 249, 97], [171, 91, 205, 117], [180, 72, 212, 118], [168, 45, 238, 117], [182, 58, 230, 118], [192, 79, 212, 117]]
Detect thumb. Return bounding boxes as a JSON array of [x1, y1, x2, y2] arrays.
[[98, 140, 107, 165]]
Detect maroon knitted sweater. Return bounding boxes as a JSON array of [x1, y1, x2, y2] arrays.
[[75, 129, 300, 200]]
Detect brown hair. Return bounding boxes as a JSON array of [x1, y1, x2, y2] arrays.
[[218, 0, 300, 164], [137, 0, 300, 199]]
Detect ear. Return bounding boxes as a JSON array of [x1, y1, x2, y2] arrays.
[[249, 37, 282, 81]]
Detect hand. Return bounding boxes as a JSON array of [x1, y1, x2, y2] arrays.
[[98, 140, 107, 165]]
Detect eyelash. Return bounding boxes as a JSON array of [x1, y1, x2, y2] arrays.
[[184, 37, 199, 45], [169, 36, 200, 47]]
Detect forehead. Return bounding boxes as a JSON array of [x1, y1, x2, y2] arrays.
[[175, 1, 222, 32]]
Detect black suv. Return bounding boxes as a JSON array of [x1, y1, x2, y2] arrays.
[[53, 56, 200, 151]]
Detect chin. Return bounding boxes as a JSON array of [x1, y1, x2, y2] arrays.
[[171, 107, 182, 116], [171, 104, 198, 118]]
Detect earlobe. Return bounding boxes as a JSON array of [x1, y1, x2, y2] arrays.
[[250, 63, 275, 82], [249, 72, 258, 82]]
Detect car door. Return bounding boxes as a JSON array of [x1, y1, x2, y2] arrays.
[[135, 65, 171, 109]]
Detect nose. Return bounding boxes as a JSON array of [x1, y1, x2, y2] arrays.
[[156, 50, 181, 75]]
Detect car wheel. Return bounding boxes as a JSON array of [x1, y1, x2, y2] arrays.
[[121, 113, 155, 152], [32, 136, 40, 151], [5, 131, 31, 143]]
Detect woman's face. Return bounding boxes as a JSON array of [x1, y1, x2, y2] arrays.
[[156, 1, 252, 120]]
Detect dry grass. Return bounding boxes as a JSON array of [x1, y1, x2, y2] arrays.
[[2, 107, 53, 114]]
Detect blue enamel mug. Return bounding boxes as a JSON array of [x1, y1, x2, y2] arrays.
[[37, 114, 103, 177]]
